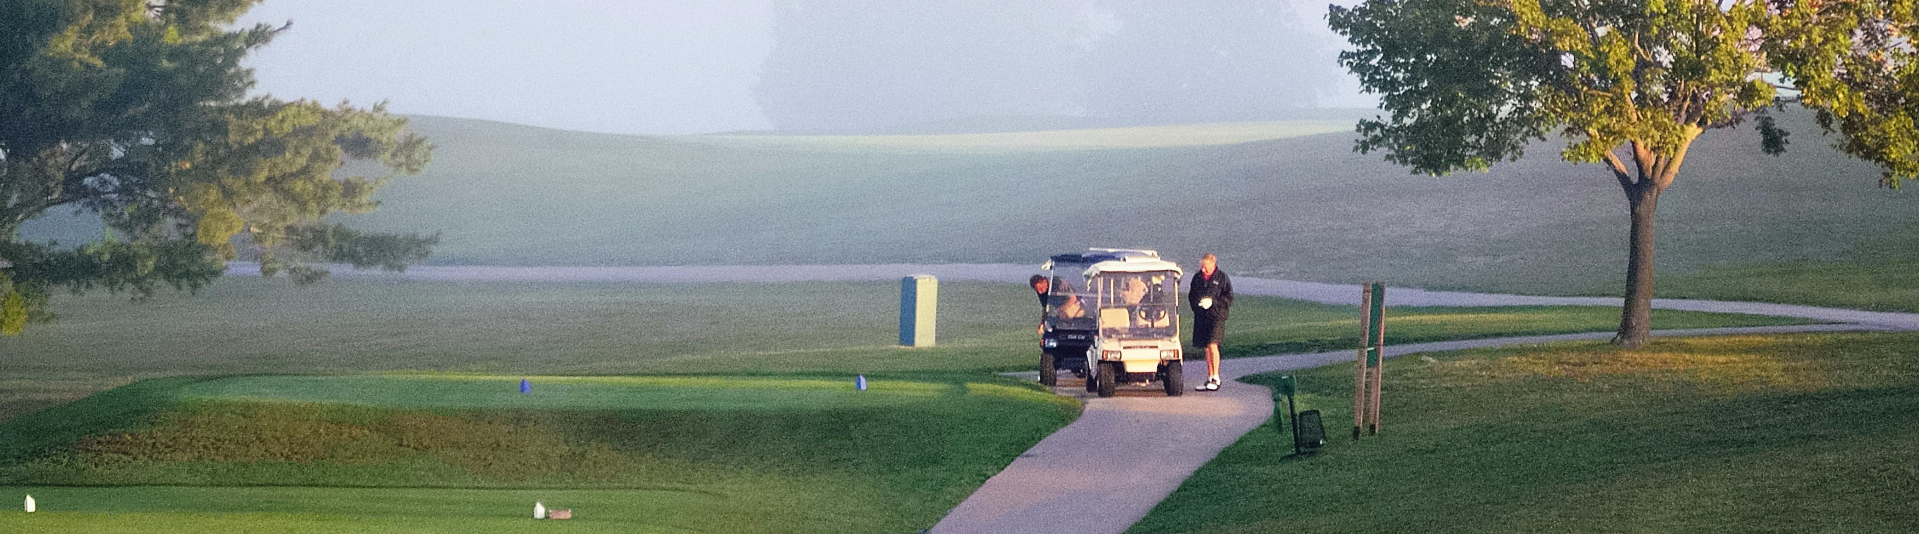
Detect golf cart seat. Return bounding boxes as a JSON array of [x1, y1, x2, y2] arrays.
[[1099, 307, 1131, 337]]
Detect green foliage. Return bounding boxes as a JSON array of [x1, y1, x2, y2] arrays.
[[274, 223, 439, 283], [1330, 0, 1778, 179], [1327, 0, 1557, 174], [1765, 0, 1919, 187], [0, 0, 434, 334]]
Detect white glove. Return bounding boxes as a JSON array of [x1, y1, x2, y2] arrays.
[[1199, 297, 1213, 309]]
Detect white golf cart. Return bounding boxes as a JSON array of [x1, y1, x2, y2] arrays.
[[1040, 249, 1185, 397]]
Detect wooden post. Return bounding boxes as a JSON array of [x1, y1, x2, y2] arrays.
[[1368, 282, 1385, 435], [1354, 284, 1372, 440], [1354, 282, 1386, 439]]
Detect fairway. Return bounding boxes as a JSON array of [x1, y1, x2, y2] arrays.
[[1130, 332, 1919, 533], [0, 277, 1810, 423]]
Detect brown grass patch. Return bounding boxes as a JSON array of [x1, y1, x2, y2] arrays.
[[1432, 337, 1831, 394]]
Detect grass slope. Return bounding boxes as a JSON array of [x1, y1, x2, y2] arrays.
[[287, 109, 1918, 310], [1130, 332, 1919, 533], [0, 374, 1077, 533], [20, 110, 1916, 310]]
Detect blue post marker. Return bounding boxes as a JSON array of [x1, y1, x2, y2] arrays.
[[856, 374, 868, 391], [520, 378, 531, 394]]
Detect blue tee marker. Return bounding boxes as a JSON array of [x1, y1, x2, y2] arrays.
[[520, 379, 531, 394], [856, 374, 868, 391]]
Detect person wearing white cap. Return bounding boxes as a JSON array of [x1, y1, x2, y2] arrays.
[[1188, 253, 1233, 391]]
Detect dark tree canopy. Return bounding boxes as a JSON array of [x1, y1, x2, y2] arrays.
[[0, 0, 436, 335], [1330, 0, 1919, 346]]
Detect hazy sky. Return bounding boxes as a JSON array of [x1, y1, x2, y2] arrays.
[[236, 1, 1364, 136], [237, 0, 777, 135]]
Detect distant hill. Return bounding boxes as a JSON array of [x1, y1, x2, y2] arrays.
[[23, 110, 1919, 305], [732, 110, 1379, 136]]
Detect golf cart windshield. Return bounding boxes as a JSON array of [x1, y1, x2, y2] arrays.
[[1045, 268, 1097, 331], [1091, 271, 1179, 340]]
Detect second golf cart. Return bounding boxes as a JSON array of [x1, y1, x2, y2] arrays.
[[1040, 249, 1185, 397]]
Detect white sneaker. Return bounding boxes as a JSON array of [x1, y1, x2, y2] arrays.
[[1195, 377, 1220, 391]]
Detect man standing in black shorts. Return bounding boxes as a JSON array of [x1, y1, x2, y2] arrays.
[[1188, 253, 1233, 391]]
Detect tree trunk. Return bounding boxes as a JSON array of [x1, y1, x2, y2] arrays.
[[1613, 186, 1659, 348]]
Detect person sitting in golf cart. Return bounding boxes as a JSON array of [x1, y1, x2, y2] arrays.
[[1056, 294, 1088, 319]]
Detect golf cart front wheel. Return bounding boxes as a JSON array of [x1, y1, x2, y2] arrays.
[[1039, 352, 1058, 387], [1162, 360, 1184, 396], [1096, 361, 1119, 397], [1085, 356, 1100, 393]]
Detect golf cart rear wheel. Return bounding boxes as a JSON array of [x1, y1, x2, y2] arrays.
[[1162, 360, 1184, 396], [1039, 352, 1058, 387], [1096, 361, 1118, 397]]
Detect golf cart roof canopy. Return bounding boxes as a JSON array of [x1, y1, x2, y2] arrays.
[[1043, 248, 1183, 278], [1083, 258, 1183, 277], [1048, 248, 1160, 266]]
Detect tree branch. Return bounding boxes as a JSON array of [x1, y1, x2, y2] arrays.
[[1601, 144, 1637, 192]]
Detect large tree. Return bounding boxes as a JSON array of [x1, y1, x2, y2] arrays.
[[0, 0, 435, 335], [1330, 0, 1919, 347]]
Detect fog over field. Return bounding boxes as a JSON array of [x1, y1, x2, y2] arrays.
[[237, 0, 1364, 135]]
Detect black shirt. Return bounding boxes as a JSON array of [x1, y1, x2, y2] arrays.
[[1188, 269, 1234, 320]]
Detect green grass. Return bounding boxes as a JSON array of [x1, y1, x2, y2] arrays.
[[0, 276, 1830, 532], [0, 487, 810, 534], [1208, 300, 1806, 358], [1130, 332, 1919, 533], [0, 278, 1809, 423], [0, 374, 1078, 533], [1659, 252, 1919, 312]]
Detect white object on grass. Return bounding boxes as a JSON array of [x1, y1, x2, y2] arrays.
[[24, 495, 33, 513], [1198, 297, 1213, 309], [534, 501, 545, 519]]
